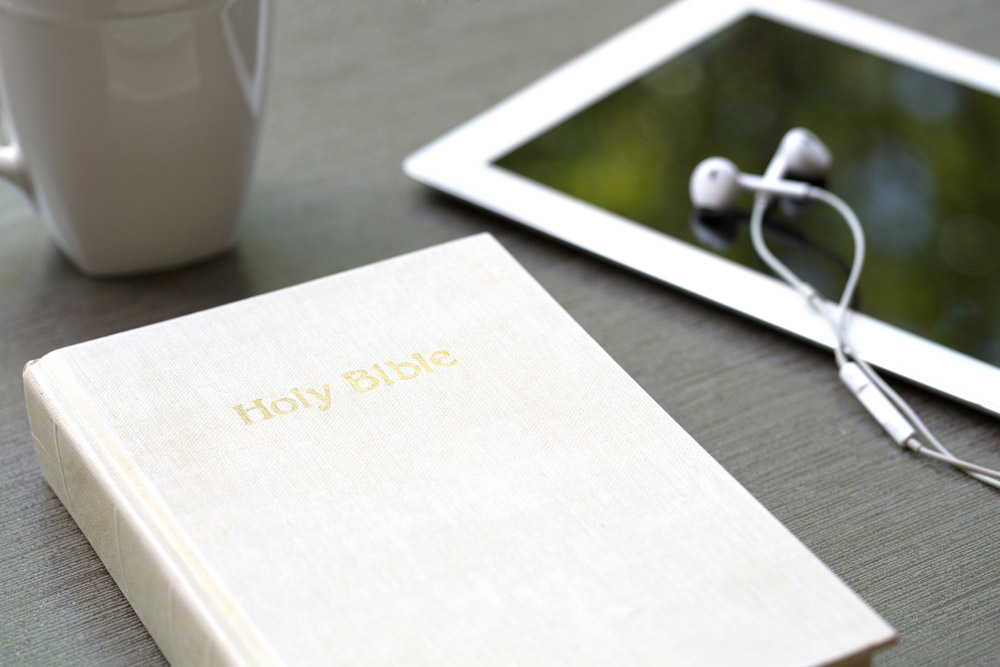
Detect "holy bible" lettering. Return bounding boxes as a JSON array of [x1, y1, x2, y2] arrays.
[[233, 350, 458, 424]]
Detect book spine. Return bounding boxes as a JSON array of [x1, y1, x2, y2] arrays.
[[23, 360, 243, 667]]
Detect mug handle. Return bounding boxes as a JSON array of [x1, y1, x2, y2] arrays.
[[0, 127, 33, 202]]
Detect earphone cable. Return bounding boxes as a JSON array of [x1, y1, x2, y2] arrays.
[[749, 188, 1000, 489], [854, 354, 1000, 487], [750, 189, 865, 366], [905, 438, 1000, 486]]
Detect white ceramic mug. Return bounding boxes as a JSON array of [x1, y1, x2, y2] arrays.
[[0, 0, 271, 276]]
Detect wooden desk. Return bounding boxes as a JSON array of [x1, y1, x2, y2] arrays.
[[2, 1, 998, 663]]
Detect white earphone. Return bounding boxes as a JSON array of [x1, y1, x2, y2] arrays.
[[690, 157, 812, 212], [690, 129, 1000, 491], [690, 128, 832, 213]]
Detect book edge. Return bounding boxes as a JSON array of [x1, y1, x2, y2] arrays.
[[23, 358, 278, 667], [820, 634, 898, 667]]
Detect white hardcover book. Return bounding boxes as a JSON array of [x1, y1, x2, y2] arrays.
[[23, 234, 895, 666]]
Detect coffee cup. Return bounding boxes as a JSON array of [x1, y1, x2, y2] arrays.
[[0, 0, 272, 276]]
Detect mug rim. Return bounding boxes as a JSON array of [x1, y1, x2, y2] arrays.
[[0, 0, 228, 22]]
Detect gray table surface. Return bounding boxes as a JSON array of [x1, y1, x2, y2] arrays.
[[2, 1, 999, 664]]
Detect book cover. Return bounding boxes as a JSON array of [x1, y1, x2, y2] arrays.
[[23, 234, 895, 665]]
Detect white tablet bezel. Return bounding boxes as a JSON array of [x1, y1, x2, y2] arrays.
[[404, 0, 1000, 417]]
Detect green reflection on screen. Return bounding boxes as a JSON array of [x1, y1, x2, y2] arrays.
[[496, 15, 1000, 366]]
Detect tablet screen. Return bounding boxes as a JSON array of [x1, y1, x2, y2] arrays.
[[496, 15, 1000, 366]]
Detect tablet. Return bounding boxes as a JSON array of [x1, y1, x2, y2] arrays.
[[404, 0, 1000, 417]]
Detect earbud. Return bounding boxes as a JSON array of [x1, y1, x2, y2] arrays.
[[689, 128, 833, 214], [689, 157, 813, 213], [770, 127, 833, 179]]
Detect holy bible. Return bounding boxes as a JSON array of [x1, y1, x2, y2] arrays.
[[23, 234, 894, 666]]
